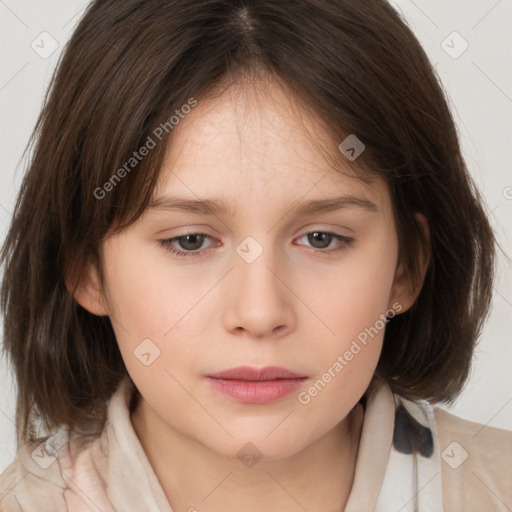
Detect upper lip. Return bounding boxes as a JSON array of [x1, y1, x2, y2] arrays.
[[206, 366, 307, 381]]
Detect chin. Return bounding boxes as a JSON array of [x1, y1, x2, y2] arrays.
[[204, 426, 313, 465]]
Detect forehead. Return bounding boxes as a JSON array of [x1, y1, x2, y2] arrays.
[[151, 78, 390, 215]]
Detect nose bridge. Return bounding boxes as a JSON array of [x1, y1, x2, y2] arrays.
[[235, 233, 281, 301]]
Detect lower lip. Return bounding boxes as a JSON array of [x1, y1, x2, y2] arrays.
[[205, 377, 308, 404]]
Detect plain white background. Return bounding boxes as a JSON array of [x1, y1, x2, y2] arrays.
[[0, 0, 511, 474]]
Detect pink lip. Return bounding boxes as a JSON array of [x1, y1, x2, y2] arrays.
[[205, 366, 308, 404]]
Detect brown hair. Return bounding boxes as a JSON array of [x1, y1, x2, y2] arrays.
[[1, 0, 496, 449]]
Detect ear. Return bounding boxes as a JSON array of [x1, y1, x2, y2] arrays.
[[388, 213, 430, 313], [66, 260, 110, 316]]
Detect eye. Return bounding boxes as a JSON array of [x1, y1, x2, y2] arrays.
[[159, 232, 215, 259], [295, 232, 354, 255], [158, 230, 354, 259]]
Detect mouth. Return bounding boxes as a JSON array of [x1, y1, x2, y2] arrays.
[[205, 366, 308, 404]]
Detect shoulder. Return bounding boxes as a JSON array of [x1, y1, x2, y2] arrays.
[[0, 423, 114, 512], [0, 432, 69, 512], [434, 406, 512, 512]]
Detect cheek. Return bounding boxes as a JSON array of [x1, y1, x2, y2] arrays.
[[301, 233, 397, 341], [102, 237, 191, 337], [295, 231, 398, 393], [101, 239, 208, 386]]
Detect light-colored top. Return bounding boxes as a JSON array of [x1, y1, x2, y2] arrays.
[[0, 375, 511, 511]]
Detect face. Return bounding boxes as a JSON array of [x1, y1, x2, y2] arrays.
[[78, 77, 415, 461]]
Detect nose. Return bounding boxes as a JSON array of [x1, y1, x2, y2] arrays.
[[222, 241, 296, 340]]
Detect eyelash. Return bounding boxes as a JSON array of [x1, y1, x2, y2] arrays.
[[158, 231, 354, 259]]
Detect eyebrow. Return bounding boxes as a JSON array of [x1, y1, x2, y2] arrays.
[[146, 194, 379, 217]]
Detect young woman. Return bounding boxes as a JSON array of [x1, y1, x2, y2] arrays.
[[1, 1, 510, 510]]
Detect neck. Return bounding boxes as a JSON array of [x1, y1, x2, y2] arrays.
[[131, 399, 364, 512]]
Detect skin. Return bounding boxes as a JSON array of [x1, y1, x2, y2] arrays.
[[74, 76, 428, 512]]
